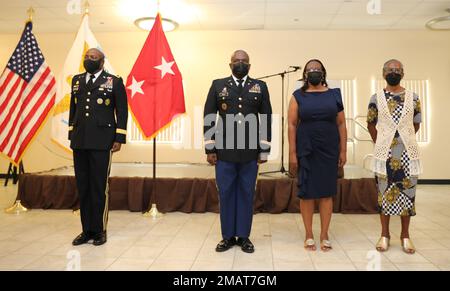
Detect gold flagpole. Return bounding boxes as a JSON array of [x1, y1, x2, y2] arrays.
[[143, 0, 163, 219], [83, 0, 90, 15], [71, 1, 90, 217], [27, 7, 34, 22], [69, 2, 90, 218], [156, 0, 161, 18], [5, 8, 35, 215]]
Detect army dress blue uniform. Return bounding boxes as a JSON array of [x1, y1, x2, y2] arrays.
[[68, 70, 128, 237], [204, 75, 272, 240]]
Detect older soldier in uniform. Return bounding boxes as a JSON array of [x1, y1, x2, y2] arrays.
[[70, 48, 128, 246], [204, 50, 272, 253]]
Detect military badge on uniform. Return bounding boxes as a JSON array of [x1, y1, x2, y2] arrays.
[[249, 84, 261, 94], [100, 77, 113, 90], [97, 98, 103, 105], [105, 99, 111, 106], [73, 80, 79, 91], [73, 80, 79, 92], [219, 87, 229, 97]]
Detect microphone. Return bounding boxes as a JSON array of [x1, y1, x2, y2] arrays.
[[289, 66, 301, 71]]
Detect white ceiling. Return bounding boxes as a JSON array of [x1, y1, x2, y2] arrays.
[[0, 0, 449, 33]]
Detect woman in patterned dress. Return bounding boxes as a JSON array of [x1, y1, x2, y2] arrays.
[[367, 59, 422, 254]]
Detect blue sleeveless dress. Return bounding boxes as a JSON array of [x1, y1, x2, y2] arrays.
[[293, 88, 344, 199]]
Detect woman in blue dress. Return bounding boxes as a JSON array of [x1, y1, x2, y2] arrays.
[[288, 59, 347, 251]]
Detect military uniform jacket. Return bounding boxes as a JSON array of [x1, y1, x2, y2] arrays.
[[68, 70, 128, 150], [203, 76, 272, 163]]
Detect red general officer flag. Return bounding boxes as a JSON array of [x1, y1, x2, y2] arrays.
[[126, 13, 185, 139]]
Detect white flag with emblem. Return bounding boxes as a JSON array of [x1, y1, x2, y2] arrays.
[[51, 14, 114, 152]]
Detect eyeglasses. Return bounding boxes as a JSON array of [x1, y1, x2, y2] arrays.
[[306, 68, 323, 73], [384, 68, 403, 74]]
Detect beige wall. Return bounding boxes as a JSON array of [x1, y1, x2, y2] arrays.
[[1, 29, 449, 179]]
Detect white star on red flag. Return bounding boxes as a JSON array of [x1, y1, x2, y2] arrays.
[[127, 76, 145, 99], [154, 56, 175, 79]]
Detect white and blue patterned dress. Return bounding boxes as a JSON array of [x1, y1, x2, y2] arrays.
[[367, 90, 421, 216]]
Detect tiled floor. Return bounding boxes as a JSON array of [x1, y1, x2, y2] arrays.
[[1, 180, 450, 271]]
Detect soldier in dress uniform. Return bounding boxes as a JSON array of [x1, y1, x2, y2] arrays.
[[70, 48, 128, 246], [203, 50, 272, 253]]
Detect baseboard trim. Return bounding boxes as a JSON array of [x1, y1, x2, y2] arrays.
[[418, 180, 450, 185]]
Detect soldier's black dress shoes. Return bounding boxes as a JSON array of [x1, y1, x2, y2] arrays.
[[72, 232, 91, 246], [93, 231, 107, 246], [215, 237, 236, 252], [237, 238, 255, 253]]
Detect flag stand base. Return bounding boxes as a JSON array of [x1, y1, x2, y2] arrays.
[[4, 200, 28, 214], [4, 162, 25, 186], [143, 203, 163, 219]]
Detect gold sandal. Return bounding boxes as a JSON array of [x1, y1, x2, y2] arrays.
[[320, 240, 332, 252], [304, 238, 316, 251], [376, 237, 390, 252], [401, 238, 416, 254]]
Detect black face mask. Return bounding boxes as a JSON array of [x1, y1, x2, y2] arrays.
[[307, 71, 323, 86], [84, 59, 102, 74], [232, 63, 250, 79], [386, 73, 402, 86]]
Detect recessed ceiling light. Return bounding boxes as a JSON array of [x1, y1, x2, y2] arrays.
[[426, 9, 450, 31], [134, 17, 179, 32]]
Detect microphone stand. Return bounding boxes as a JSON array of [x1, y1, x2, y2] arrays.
[[257, 67, 300, 176]]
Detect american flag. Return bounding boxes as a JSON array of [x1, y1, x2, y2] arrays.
[[0, 21, 56, 165]]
